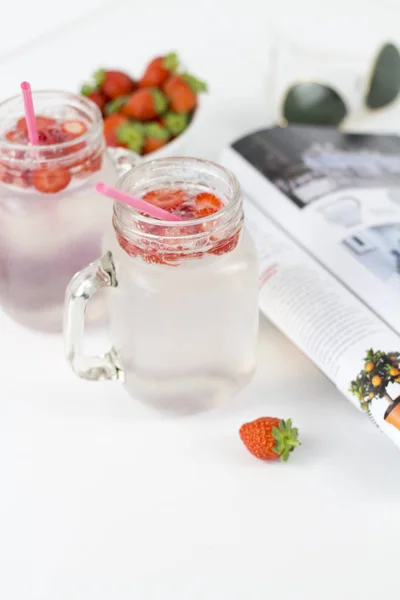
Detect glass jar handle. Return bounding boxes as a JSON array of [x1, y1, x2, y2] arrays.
[[63, 251, 122, 382], [107, 147, 142, 176]]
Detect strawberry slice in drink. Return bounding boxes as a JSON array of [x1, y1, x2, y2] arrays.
[[209, 232, 239, 255], [13, 168, 32, 188], [37, 127, 68, 145], [195, 192, 223, 217], [5, 128, 29, 144], [17, 115, 57, 133], [61, 120, 88, 139], [32, 166, 71, 193], [116, 232, 139, 257], [74, 152, 103, 178], [143, 188, 190, 210], [0, 162, 13, 184]]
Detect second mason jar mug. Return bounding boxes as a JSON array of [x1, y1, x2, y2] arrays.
[[64, 158, 259, 414], [0, 90, 117, 332]]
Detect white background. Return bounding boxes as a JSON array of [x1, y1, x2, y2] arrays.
[[2, 1, 400, 598]]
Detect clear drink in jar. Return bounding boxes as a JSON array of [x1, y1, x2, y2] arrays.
[[0, 91, 117, 331], [65, 158, 259, 414]]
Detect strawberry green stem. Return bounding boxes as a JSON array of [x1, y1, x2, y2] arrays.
[[164, 112, 188, 135], [144, 123, 169, 140], [149, 88, 168, 115], [94, 69, 106, 86], [182, 72, 208, 93], [117, 122, 144, 153], [81, 83, 97, 96], [105, 96, 129, 115], [163, 52, 179, 73], [272, 419, 301, 462]]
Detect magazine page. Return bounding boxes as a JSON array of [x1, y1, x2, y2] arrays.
[[222, 126, 400, 336], [241, 197, 400, 450]]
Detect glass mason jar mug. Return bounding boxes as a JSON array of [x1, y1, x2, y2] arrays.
[[64, 158, 259, 414], [0, 90, 117, 332]]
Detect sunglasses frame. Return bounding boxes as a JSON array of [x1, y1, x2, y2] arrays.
[[279, 41, 400, 129]]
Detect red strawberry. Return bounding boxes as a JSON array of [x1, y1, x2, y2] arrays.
[[86, 91, 107, 112], [17, 115, 56, 133], [13, 168, 32, 188], [38, 129, 58, 145], [94, 69, 136, 99], [195, 192, 223, 217], [42, 126, 72, 146], [209, 232, 240, 256], [103, 113, 129, 137], [74, 152, 103, 177], [163, 75, 197, 113], [5, 128, 28, 144], [122, 88, 168, 121], [104, 130, 119, 147], [143, 138, 167, 154], [239, 417, 300, 461], [139, 53, 178, 88], [143, 188, 189, 210], [0, 163, 13, 184], [84, 153, 102, 174], [0, 165, 31, 188], [61, 120, 88, 139], [116, 233, 139, 257], [32, 166, 71, 193]]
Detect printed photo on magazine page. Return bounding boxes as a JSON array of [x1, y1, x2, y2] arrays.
[[223, 125, 400, 338]]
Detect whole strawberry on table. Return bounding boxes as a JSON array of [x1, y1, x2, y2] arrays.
[[239, 417, 301, 462], [80, 53, 207, 156]]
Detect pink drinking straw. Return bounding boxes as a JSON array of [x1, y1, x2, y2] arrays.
[[20, 81, 39, 145], [96, 182, 183, 222]]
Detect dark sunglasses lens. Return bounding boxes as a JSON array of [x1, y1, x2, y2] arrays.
[[366, 43, 400, 109], [283, 83, 347, 126]]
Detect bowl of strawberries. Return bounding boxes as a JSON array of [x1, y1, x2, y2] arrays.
[[80, 53, 207, 161]]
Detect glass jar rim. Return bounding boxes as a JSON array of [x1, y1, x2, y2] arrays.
[[114, 156, 242, 229], [0, 90, 103, 154]]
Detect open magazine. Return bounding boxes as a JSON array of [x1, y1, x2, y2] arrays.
[[221, 125, 400, 450]]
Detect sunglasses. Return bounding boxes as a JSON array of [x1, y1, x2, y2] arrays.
[[281, 42, 400, 127]]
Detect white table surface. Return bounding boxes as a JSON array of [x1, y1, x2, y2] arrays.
[[1, 2, 400, 598]]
